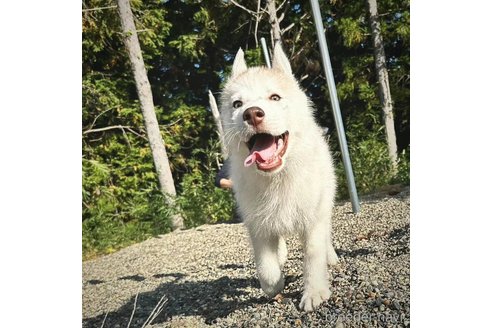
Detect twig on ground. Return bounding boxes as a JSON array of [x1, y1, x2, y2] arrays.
[[127, 291, 140, 328], [100, 310, 109, 328], [141, 295, 168, 328]]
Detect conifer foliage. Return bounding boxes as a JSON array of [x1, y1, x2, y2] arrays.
[[82, 0, 410, 258]]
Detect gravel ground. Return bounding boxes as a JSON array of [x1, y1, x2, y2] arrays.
[[83, 188, 410, 328]]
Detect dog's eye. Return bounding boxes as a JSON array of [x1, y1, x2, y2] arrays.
[[270, 94, 281, 101], [233, 100, 243, 108]]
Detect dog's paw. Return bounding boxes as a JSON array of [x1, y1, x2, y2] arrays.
[[260, 274, 285, 298], [299, 287, 331, 312]]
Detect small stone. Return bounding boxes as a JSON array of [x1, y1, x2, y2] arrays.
[[393, 300, 401, 311], [273, 293, 284, 303]]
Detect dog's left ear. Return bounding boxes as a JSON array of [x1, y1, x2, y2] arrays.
[[272, 42, 292, 76], [231, 48, 248, 79]]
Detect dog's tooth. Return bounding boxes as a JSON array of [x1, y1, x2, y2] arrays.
[[277, 138, 284, 149]]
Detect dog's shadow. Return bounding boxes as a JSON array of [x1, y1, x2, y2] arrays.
[[83, 274, 267, 327]]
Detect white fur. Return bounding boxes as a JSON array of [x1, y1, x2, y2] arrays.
[[219, 44, 338, 312]]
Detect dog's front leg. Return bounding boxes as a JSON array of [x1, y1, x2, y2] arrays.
[[299, 219, 331, 312], [250, 233, 285, 298]]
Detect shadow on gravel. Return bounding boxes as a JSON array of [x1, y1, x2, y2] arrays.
[[83, 275, 266, 327], [152, 272, 187, 280], [218, 263, 246, 270], [387, 224, 410, 258], [388, 223, 410, 241], [336, 248, 376, 258], [119, 274, 146, 282]]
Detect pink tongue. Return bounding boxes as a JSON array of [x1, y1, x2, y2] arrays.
[[244, 135, 277, 167]]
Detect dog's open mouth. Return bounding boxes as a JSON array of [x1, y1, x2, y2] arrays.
[[244, 131, 289, 171]]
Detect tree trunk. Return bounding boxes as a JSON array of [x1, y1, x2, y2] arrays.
[[366, 0, 398, 173], [266, 0, 282, 47], [116, 0, 184, 230]]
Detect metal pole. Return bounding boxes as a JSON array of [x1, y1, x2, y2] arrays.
[[260, 37, 272, 68], [309, 0, 360, 213]]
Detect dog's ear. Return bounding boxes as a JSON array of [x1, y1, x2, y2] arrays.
[[272, 42, 292, 76], [231, 48, 248, 79]]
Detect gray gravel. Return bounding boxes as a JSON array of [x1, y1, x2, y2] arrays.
[[83, 188, 410, 328]]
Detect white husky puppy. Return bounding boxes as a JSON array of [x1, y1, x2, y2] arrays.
[[219, 43, 339, 312]]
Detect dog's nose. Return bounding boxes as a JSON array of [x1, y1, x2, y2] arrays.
[[243, 107, 265, 127]]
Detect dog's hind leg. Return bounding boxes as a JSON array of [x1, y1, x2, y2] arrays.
[[250, 233, 285, 298]]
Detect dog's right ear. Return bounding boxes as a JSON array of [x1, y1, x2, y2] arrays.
[[231, 48, 248, 79]]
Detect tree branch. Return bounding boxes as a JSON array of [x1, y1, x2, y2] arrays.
[[82, 5, 117, 12], [87, 107, 115, 131], [278, 12, 285, 24], [83, 125, 147, 140], [254, 0, 262, 47], [230, 0, 257, 16], [232, 21, 250, 34], [282, 22, 295, 34], [277, 0, 288, 12], [266, 0, 282, 46]]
